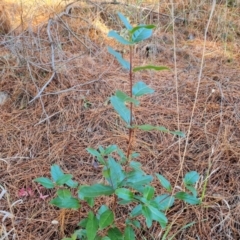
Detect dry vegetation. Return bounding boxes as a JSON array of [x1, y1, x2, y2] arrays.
[[0, 0, 240, 239]]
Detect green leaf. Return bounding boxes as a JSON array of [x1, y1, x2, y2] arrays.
[[78, 218, 88, 228], [85, 197, 95, 208], [130, 204, 142, 217], [56, 174, 73, 186], [184, 171, 200, 186], [105, 145, 118, 155], [135, 124, 170, 133], [135, 124, 156, 131], [170, 130, 186, 137], [132, 220, 141, 229], [124, 226, 135, 240], [66, 179, 78, 188], [131, 25, 154, 43], [108, 47, 130, 70], [129, 25, 155, 34], [132, 81, 154, 97], [97, 205, 109, 219], [125, 171, 153, 192], [86, 211, 98, 240], [148, 205, 168, 229], [51, 164, 64, 182], [50, 165, 77, 188], [98, 146, 105, 155], [185, 185, 197, 197], [99, 209, 114, 230], [143, 186, 155, 200], [142, 205, 152, 228], [87, 148, 101, 157], [131, 152, 140, 159], [50, 196, 80, 209], [107, 227, 123, 240], [133, 65, 169, 72], [78, 184, 114, 199], [102, 237, 111, 240], [115, 188, 134, 201], [156, 174, 172, 191], [175, 192, 200, 205], [110, 96, 130, 124], [129, 161, 142, 171], [115, 90, 140, 106], [153, 194, 174, 211], [108, 157, 125, 189], [34, 177, 54, 189], [108, 31, 132, 45], [117, 12, 132, 30], [57, 189, 71, 199]]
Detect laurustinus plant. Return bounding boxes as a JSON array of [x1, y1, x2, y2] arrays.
[[35, 13, 200, 240]]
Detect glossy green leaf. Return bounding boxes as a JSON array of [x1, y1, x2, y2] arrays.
[[132, 81, 154, 97], [185, 185, 197, 197], [117, 12, 132, 30], [87, 148, 101, 157], [156, 174, 172, 191], [50, 165, 77, 188], [136, 124, 170, 133], [51, 164, 64, 182], [129, 24, 155, 34], [78, 218, 88, 228], [148, 205, 168, 229], [78, 184, 114, 199], [124, 226, 135, 240], [86, 211, 98, 240], [99, 209, 114, 230], [50, 196, 80, 209], [110, 96, 130, 124], [129, 161, 142, 171], [108, 31, 132, 45], [153, 194, 174, 211], [34, 177, 54, 189], [97, 205, 109, 219], [57, 189, 71, 199], [133, 65, 169, 72], [184, 171, 200, 186], [105, 145, 118, 155], [108, 47, 130, 70], [108, 157, 125, 189], [107, 227, 123, 240], [131, 26, 153, 43], [115, 188, 134, 201], [56, 174, 73, 186], [142, 205, 152, 228], [66, 179, 78, 188], [132, 220, 141, 229], [143, 186, 155, 200], [115, 90, 140, 106], [85, 197, 95, 207], [130, 204, 142, 217], [126, 171, 153, 189], [175, 192, 200, 205]]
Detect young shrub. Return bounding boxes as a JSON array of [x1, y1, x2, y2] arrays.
[[35, 12, 200, 240]]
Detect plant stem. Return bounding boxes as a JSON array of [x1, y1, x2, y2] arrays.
[[126, 46, 133, 160]]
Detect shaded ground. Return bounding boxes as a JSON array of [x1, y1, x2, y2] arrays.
[[1, 0, 240, 239]]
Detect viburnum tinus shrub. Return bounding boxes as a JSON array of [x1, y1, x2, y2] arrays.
[[35, 13, 200, 240]]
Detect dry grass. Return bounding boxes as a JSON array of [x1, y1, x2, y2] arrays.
[[0, 0, 240, 239]]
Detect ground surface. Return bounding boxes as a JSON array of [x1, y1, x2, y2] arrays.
[[1, 0, 240, 239]]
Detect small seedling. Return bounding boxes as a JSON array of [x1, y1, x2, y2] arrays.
[[35, 13, 200, 240]]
